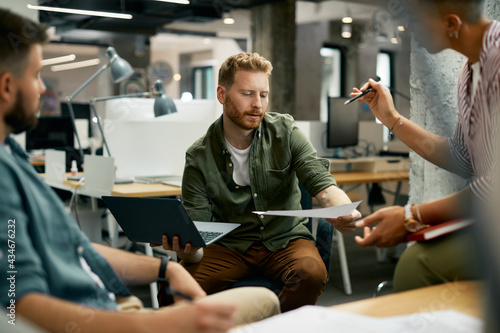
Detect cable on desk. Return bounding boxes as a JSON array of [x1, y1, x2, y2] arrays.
[[68, 177, 85, 229]]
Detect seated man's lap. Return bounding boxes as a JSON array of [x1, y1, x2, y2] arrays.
[[180, 243, 253, 294], [262, 238, 327, 287]]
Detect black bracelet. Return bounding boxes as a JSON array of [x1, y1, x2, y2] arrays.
[[157, 256, 171, 282]]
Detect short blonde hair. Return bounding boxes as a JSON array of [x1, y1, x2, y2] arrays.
[[218, 52, 273, 89]]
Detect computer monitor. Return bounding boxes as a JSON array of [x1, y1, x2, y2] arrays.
[[327, 97, 359, 150], [26, 117, 74, 151], [60, 102, 93, 137]]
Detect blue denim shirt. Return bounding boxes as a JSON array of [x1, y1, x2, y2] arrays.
[[0, 137, 131, 309], [182, 112, 337, 253]]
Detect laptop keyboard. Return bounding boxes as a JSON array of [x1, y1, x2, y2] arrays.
[[199, 231, 224, 243]]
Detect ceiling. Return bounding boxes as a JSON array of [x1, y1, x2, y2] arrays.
[[36, 0, 393, 42], [37, 0, 294, 36]]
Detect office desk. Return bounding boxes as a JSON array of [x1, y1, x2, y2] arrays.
[[334, 170, 409, 186], [232, 281, 482, 332], [59, 170, 408, 197], [62, 178, 182, 197], [332, 280, 482, 318]]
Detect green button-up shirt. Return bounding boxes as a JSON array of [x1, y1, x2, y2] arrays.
[[182, 112, 337, 253]]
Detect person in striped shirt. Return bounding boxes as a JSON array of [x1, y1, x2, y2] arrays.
[[352, 0, 498, 292]]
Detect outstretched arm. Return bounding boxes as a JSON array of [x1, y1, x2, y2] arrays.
[[93, 243, 205, 300], [315, 185, 362, 234], [18, 292, 236, 333], [354, 188, 472, 247], [352, 79, 458, 174]]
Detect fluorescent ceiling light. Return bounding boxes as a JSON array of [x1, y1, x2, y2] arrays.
[[27, 4, 133, 19], [341, 24, 352, 39], [51, 58, 101, 72], [154, 0, 190, 4], [391, 37, 399, 44], [342, 17, 353, 24], [41, 54, 76, 66]]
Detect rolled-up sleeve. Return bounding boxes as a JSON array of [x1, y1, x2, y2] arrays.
[[290, 125, 336, 197]]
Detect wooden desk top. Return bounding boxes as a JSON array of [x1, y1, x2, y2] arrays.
[[110, 182, 181, 197], [56, 169, 408, 198], [332, 281, 482, 318], [61, 177, 182, 198], [334, 170, 409, 186]]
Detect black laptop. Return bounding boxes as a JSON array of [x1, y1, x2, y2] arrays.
[[102, 196, 240, 247]]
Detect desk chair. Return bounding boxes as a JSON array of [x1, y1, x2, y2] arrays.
[[231, 183, 353, 295]]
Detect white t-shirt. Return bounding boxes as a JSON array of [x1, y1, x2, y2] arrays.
[[225, 139, 251, 186]]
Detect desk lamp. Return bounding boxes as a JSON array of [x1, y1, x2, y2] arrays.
[[89, 79, 177, 157], [65, 46, 134, 161]]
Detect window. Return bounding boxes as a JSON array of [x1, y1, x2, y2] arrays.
[[376, 51, 394, 142], [320, 46, 344, 122], [193, 66, 214, 99]]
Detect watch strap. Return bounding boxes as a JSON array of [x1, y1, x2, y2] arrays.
[[157, 256, 171, 282]]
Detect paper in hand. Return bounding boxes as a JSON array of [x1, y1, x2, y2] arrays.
[[253, 201, 362, 219]]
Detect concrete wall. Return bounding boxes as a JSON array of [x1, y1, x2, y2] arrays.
[[408, 0, 500, 204]]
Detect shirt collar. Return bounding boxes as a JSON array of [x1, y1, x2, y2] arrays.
[[215, 114, 264, 156], [479, 20, 500, 66]]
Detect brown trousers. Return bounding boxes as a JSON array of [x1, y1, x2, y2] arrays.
[[160, 238, 327, 312]]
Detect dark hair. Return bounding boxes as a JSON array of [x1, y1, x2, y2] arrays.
[[218, 53, 273, 90], [0, 8, 48, 77], [413, 0, 485, 22]]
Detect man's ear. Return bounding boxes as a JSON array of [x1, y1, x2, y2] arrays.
[[0, 72, 15, 103], [216, 85, 226, 104]]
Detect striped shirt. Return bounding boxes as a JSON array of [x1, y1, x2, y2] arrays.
[[449, 20, 500, 202]]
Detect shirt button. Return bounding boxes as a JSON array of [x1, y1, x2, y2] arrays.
[[77, 246, 84, 254], [260, 215, 264, 219], [254, 193, 258, 198], [229, 163, 233, 168], [260, 226, 264, 230]]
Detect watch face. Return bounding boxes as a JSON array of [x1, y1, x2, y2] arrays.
[[405, 219, 420, 232]]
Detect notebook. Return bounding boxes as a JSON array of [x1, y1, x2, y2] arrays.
[[405, 218, 474, 242], [101, 196, 240, 247]]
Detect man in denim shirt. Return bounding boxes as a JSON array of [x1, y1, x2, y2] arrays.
[[159, 53, 361, 312]]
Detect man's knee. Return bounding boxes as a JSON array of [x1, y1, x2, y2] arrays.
[[283, 256, 327, 291]]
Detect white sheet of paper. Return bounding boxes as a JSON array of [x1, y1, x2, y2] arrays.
[[229, 306, 483, 333], [253, 201, 362, 219]]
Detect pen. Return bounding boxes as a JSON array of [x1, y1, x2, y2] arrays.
[[344, 87, 373, 105], [164, 286, 194, 302]]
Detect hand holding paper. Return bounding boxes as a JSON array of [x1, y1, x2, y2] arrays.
[[253, 201, 362, 219]]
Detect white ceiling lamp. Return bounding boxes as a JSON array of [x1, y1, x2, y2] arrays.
[[51, 58, 101, 72], [342, 4, 353, 24], [41, 54, 76, 66], [223, 12, 235, 25], [341, 24, 352, 39], [397, 25, 405, 32], [154, 0, 190, 4], [27, 4, 133, 19], [391, 37, 399, 44]]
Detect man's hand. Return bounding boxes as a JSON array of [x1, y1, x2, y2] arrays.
[[152, 300, 237, 333], [326, 209, 362, 234], [354, 206, 409, 247], [151, 235, 202, 262], [163, 261, 207, 302], [350, 79, 400, 127]]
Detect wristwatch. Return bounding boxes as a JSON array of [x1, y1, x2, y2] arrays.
[[404, 204, 426, 232], [157, 255, 171, 282]]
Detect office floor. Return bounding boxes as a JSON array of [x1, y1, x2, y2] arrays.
[[128, 227, 399, 309]]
